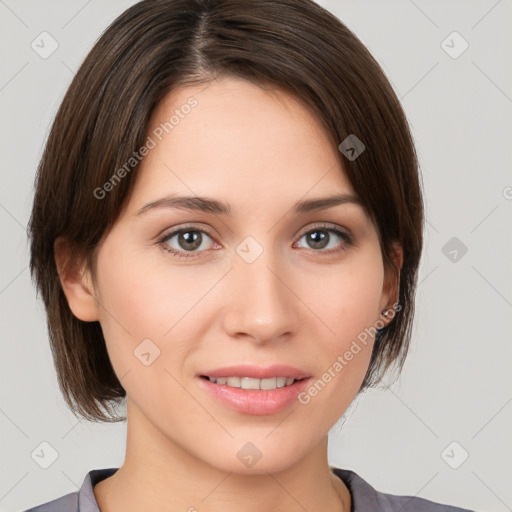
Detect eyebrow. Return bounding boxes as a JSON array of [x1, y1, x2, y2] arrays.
[[136, 193, 363, 216]]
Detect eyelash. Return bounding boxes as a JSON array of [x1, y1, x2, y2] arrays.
[[157, 223, 353, 260]]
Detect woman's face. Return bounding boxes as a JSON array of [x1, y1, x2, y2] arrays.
[[73, 76, 398, 473]]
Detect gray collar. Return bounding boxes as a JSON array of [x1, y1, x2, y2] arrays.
[[62, 466, 472, 512]]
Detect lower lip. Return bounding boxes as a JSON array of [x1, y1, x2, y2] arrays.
[[197, 376, 312, 415]]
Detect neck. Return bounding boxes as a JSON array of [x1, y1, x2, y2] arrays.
[[94, 399, 351, 512]]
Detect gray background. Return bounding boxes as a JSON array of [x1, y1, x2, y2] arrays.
[[1, 1, 511, 511]]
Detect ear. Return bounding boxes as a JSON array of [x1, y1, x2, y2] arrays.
[[54, 237, 100, 322], [378, 241, 403, 327]]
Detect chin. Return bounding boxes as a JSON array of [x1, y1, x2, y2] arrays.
[[201, 437, 313, 476]]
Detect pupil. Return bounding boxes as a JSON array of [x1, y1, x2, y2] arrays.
[[180, 231, 201, 250], [308, 230, 328, 249]]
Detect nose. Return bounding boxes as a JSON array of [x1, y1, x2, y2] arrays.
[[221, 246, 301, 345]]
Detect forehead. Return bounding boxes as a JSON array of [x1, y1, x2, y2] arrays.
[[130, 76, 355, 212]]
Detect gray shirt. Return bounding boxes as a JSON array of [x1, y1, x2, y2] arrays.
[[22, 466, 476, 512]]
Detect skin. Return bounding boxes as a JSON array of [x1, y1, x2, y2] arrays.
[[57, 76, 402, 512]]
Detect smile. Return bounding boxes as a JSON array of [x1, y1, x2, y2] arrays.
[[201, 375, 302, 390]]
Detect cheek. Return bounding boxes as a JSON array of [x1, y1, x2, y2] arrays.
[[92, 242, 163, 376], [301, 251, 385, 346], [294, 252, 384, 409], [92, 242, 223, 379], [94, 242, 195, 337]]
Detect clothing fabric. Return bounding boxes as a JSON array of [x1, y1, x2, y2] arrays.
[[22, 466, 476, 512]]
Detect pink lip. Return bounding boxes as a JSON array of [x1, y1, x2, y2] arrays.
[[197, 364, 310, 380], [197, 375, 312, 415]]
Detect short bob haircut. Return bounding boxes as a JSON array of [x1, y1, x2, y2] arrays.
[[28, 0, 424, 423]]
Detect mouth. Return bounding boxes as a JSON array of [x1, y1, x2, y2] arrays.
[[196, 364, 312, 414], [199, 375, 307, 390]]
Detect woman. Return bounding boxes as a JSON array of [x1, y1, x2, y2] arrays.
[[25, 0, 476, 511]]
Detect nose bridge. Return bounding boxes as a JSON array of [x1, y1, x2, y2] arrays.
[[222, 238, 299, 342]]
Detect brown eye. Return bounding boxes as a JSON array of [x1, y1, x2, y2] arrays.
[[294, 225, 352, 254], [159, 227, 216, 259]]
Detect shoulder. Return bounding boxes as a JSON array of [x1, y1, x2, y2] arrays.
[[19, 467, 119, 512], [332, 467, 477, 512], [20, 492, 78, 512]]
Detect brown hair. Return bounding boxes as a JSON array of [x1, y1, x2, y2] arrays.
[[28, 0, 424, 422]]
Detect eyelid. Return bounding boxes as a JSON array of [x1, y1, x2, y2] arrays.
[[155, 222, 216, 241], [297, 222, 352, 241]]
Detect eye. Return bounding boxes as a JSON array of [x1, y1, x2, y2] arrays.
[[294, 224, 353, 254], [157, 223, 353, 260], [158, 226, 217, 259]]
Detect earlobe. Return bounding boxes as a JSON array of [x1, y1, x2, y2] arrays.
[[54, 237, 100, 322]]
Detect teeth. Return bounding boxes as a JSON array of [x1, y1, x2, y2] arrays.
[[260, 377, 277, 390], [241, 377, 260, 390], [207, 376, 298, 390], [227, 376, 241, 388]]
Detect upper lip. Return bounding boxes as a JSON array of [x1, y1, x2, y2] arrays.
[[198, 364, 311, 380]]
